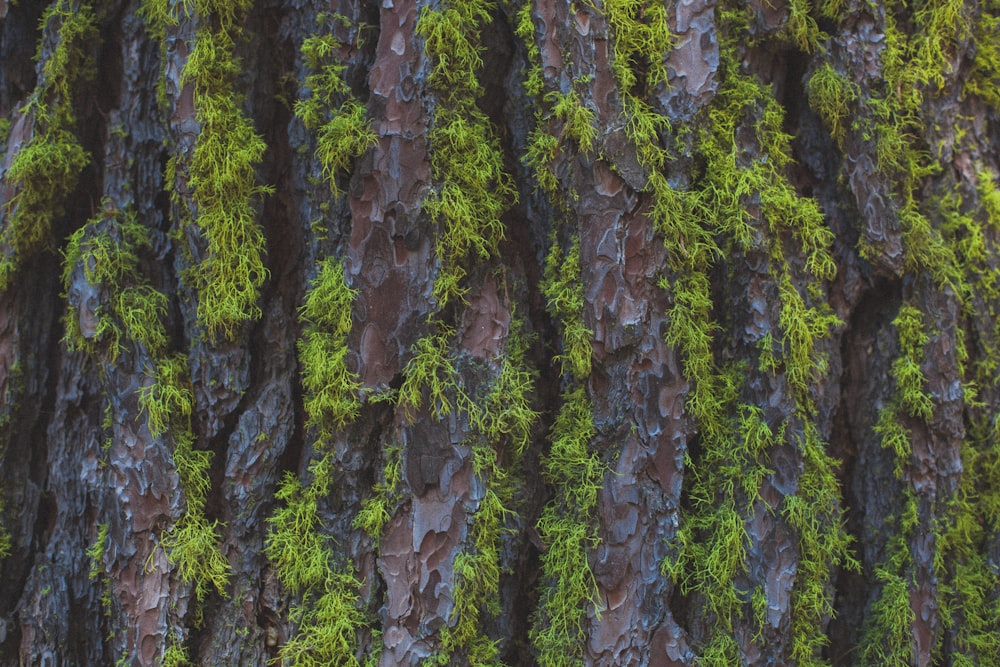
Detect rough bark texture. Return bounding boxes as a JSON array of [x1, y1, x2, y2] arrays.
[[1, 0, 1000, 665]]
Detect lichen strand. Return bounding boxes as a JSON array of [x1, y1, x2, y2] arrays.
[[265, 255, 368, 666], [401, 5, 530, 659], [826, 0, 1000, 662], [61, 212, 167, 360], [174, 2, 271, 340], [0, 0, 95, 291], [296, 18, 377, 197], [265, 458, 367, 667], [415, 0, 517, 307], [140, 355, 230, 603], [529, 240, 602, 667], [430, 323, 538, 666]]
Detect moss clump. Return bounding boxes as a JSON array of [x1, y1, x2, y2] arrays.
[[61, 212, 167, 360], [143, 354, 231, 602], [0, 0, 95, 291], [432, 322, 537, 666], [147, 0, 270, 339], [266, 458, 368, 667], [352, 442, 403, 540], [530, 386, 602, 667], [266, 255, 365, 661], [180, 20, 272, 340], [296, 22, 377, 197], [806, 62, 859, 147], [529, 235, 600, 665], [416, 0, 517, 307], [298, 258, 362, 437], [966, 0, 1000, 107], [541, 241, 592, 379]]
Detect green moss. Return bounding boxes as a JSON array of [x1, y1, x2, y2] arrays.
[[296, 26, 377, 196], [604, 0, 672, 93], [266, 461, 367, 667], [531, 386, 602, 667], [0, 1, 95, 291], [548, 88, 598, 155], [777, 0, 828, 53], [352, 442, 403, 539], [161, 642, 192, 667], [398, 325, 462, 420], [86, 522, 109, 580], [966, 0, 1000, 107], [417, 0, 517, 307], [889, 305, 933, 421], [298, 258, 361, 438], [166, 4, 271, 340], [806, 62, 859, 147], [134, 351, 229, 601], [514, 3, 543, 99], [541, 241, 592, 379], [266, 252, 366, 660], [62, 212, 168, 360]]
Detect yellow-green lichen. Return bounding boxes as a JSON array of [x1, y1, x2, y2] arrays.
[[296, 18, 377, 197], [431, 321, 538, 666], [0, 0, 95, 291], [266, 457, 368, 667], [157, 2, 271, 340], [298, 258, 362, 437], [416, 0, 517, 307], [61, 211, 166, 360], [149, 356, 231, 602], [530, 386, 603, 667]]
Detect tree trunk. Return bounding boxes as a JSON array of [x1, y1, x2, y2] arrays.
[[1, 0, 999, 665]]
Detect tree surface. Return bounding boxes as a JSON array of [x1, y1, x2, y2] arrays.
[[1, 0, 999, 665]]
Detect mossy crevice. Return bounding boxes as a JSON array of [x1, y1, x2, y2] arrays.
[[416, 0, 517, 308], [265, 256, 369, 664], [147, 0, 272, 341], [598, 1, 855, 662], [0, 0, 95, 292], [62, 211, 230, 611]]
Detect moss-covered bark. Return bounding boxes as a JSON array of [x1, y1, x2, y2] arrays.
[[1, 0, 1000, 665]]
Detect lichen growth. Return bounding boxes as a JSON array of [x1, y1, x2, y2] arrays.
[[298, 258, 362, 437], [416, 0, 517, 307], [266, 458, 367, 667], [149, 0, 271, 340], [148, 355, 231, 602], [0, 0, 95, 291], [296, 17, 377, 196], [265, 239, 366, 664], [530, 386, 602, 667], [806, 62, 859, 147], [61, 211, 167, 360]]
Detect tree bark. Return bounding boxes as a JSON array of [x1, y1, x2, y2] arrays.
[[1, 0, 999, 665]]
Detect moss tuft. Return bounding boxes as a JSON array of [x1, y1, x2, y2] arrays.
[[416, 0, 517, 307], [1, 0, 95, 291], [296, 24, 377, 196], [163, 4, 272, 340]]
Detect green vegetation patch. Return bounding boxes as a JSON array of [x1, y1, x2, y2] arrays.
[[416, 0, 517, 307], [0, 0, 95, 291]]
